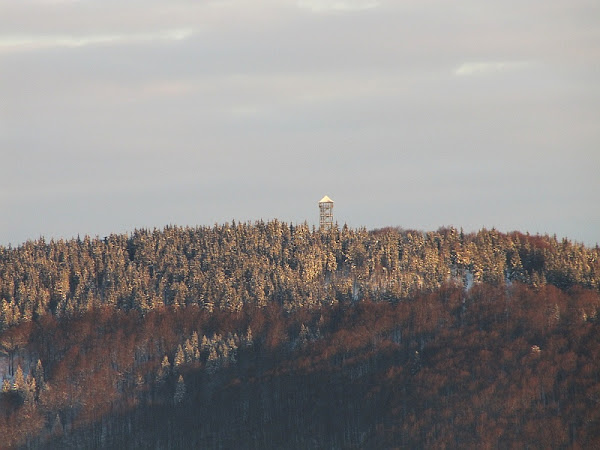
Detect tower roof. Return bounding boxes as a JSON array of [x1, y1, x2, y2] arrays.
[[319, 195, 334, 204]]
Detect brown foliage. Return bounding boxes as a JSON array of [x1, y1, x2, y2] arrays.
[[0, 281, 599, 448]]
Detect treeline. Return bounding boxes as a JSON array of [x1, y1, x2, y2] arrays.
[[1, 222, 599, 328], [1, 283, 599, 448]]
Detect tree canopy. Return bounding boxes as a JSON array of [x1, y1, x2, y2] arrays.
[[1, 223, 599, 448]]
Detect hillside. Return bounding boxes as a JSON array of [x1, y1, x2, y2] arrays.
[[1, 223, 599, 448]]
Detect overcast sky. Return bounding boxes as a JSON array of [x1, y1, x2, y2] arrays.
[[1, 0, 599, 247]]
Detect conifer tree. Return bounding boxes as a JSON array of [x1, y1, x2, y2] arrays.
[[206, 347, 219, 374], [190, 331, 200, 360], [174, 344, 185, 371], [13, 364, 25, 391], [51, 413, 63, 436], [299, 323, 310, 346], [174, 375, 186, 405], [0, 299, 10, 330], [244, 327, 253, 347], [201, 335, 210, 353], [184, 338, 194, 363], [33, 359, 45, 389], [161, 354, 171, 374], [191, 331, 199, 350], [25, 375, 36, 403]]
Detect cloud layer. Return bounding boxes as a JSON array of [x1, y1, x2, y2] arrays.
[[297, 0, 380, 12], [1, 0, 599, 246], [454, 61, 531, 76], [0, 29, 195, 53]]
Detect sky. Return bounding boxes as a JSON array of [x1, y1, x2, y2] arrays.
[[1, 0, 599, 247]]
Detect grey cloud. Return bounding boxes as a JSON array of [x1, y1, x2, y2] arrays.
[[0, 29, 196, 53], [296, 0, 380, 13]]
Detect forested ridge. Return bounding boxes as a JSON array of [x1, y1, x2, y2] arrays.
[[1, 222, 599, 448]]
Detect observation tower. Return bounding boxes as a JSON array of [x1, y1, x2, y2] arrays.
[[319, 195, 334, 230]]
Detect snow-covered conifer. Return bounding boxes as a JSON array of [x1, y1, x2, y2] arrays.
[[51, 413, 63, 436], [33, 359, 45, 389], [201, 335, 210, 353], [244, 327, 253, 347], [299, 323, 310, 346], [191, 331, 199, 349], [25, 375, 36, 403], [206, 347, 219, 374], [174, 344, 185, 369], [156, 355, 170, 384], [184, 338, 194, 363], [13, 365, 25, 391], [174, 375, 186, 405]]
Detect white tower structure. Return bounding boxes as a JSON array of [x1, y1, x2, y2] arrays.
[[319, 195, 334, 230]]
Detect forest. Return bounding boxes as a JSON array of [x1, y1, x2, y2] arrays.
[[1, 222, 599, 448]]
